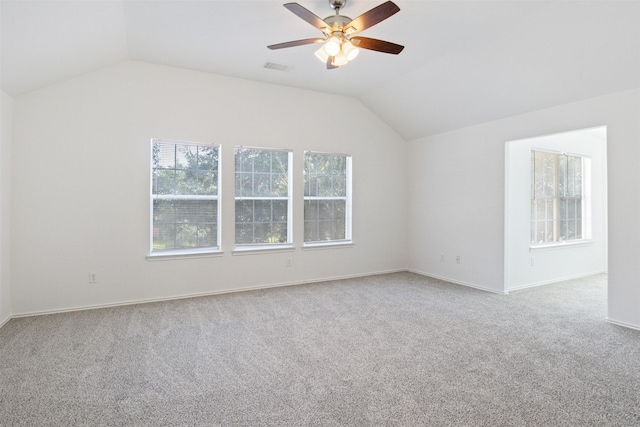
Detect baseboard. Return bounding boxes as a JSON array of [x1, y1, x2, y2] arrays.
[[0, 314, 11, 329], [606, 318, 640, 331], [407, 269, 508, 295], [507, 270, 607, 292], [10, 268, 408, 320]]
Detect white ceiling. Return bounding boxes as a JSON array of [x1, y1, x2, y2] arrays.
[[2, 0, 639, 140]]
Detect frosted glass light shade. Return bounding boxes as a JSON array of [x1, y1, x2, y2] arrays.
[[324, 37, 341, 56], [315, 47, 330, 63], [342, 40, 360, 61], [333, 52, 348, 66]]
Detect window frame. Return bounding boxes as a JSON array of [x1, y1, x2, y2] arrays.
[[148, 139, 222, 258], [530, 148, 591, 248], [233, 146, 293, 252], [303, 151, 353, 247]]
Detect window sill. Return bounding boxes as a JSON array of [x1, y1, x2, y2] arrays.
[[233, 244, 295, 256], [302, 241, 354, 250], [530, 239, 593, 252], [146, 249, 224, 261]]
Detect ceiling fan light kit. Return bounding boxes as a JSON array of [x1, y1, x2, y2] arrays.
[[268, 0, 404, 70]]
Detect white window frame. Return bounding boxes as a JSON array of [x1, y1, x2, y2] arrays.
[[530, 149, 591, 248], [303, 151, 352, 247], [148, 139, 222, 258], [233, 146, 293, 253]]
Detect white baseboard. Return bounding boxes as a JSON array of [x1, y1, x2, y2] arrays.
[[507, 270, 607, 292], [9, 268, 408, 320], [606, 318, 640, 331], [0, 314, 11, 329], [407, 269, 508, 295]]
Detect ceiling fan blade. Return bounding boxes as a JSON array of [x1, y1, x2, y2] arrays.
[[283, 3, 329, 32], [350, 37, 404, 54], [343, 1, 400, 35], [268, 38, 325, 50]]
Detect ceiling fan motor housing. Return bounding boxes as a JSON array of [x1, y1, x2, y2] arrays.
[[323, 15, 352, 35]]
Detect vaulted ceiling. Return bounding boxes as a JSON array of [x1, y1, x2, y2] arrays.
[[2, 1, 639, 140]]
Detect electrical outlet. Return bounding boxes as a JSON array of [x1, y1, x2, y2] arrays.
[[456, 256, 461, 264], [286, 258, 292, 267], [89, 272, 97, 283], [440, 253, 445, 262]]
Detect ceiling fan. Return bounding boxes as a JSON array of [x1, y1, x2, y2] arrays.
[[268, 0, 404, 69]]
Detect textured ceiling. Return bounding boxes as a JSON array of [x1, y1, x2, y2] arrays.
[[2, 0, 639, 140]]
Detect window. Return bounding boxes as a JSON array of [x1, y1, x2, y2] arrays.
[[531, 149, 590, 246], [151, 140, 220, 253], [304, 152, 352, 244], [235, 147, 292, 247]]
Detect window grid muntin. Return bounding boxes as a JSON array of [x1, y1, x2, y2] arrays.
[[304, 152, 351, 243], [531, 150, 585, 245], [234, 147, 292, 246], [151, 140, 220, 253]]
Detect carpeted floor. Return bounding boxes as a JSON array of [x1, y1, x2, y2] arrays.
[[0, 272, 639, 426]]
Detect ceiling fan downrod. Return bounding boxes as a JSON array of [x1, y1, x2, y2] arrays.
[[329, 0, 347, 14]]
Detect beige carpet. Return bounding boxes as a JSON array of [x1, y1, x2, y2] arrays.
[[1, 272, 639, 426]]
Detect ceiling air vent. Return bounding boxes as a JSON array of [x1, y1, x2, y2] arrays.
[[264, 62, 292, 72]]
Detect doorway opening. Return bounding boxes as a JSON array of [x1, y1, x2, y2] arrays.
[[504, 126, 607, 292]]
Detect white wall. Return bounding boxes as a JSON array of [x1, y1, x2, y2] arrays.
[[11, 60, 408, 315], [505, 127, 607, 290], [406, 125, 507, 293], [407, 89, 640, 329], [0, 90, 12, 326]]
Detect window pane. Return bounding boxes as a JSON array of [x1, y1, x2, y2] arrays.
[[253, 222, 270, 243], [154, 143, 176, 169], [306, 176, 318, 197], [198, 200, 217, 223], [254, 173, 271, 196], [198, 145, 217, 171], [270, 223, 287, 243], [235, 149, 253, 172], [317, 221, 332, 240], [254, 200, 271, 222], [198, 224, 217, 247], [333, 176, 347, 197], [319, 201, 333, 220], [304, 221, 318, 242], [273, 200, 287, 221], [254, 152, 271, 173], [154, 169, 175, 195], [236, 200, 253, 223], [175, 223, 197, 248], [236, 223, 253, 244], [175, 200, 198, 223], [272, 152, 288, 174], [198, 171, 218, 195], [318, 176, 333, 197], [305, 200, 318, 221], [235, 172, 252, 197], [177, 170, 198, 195], [272, 173, 288, 197], [153, 223, 175, 250]]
